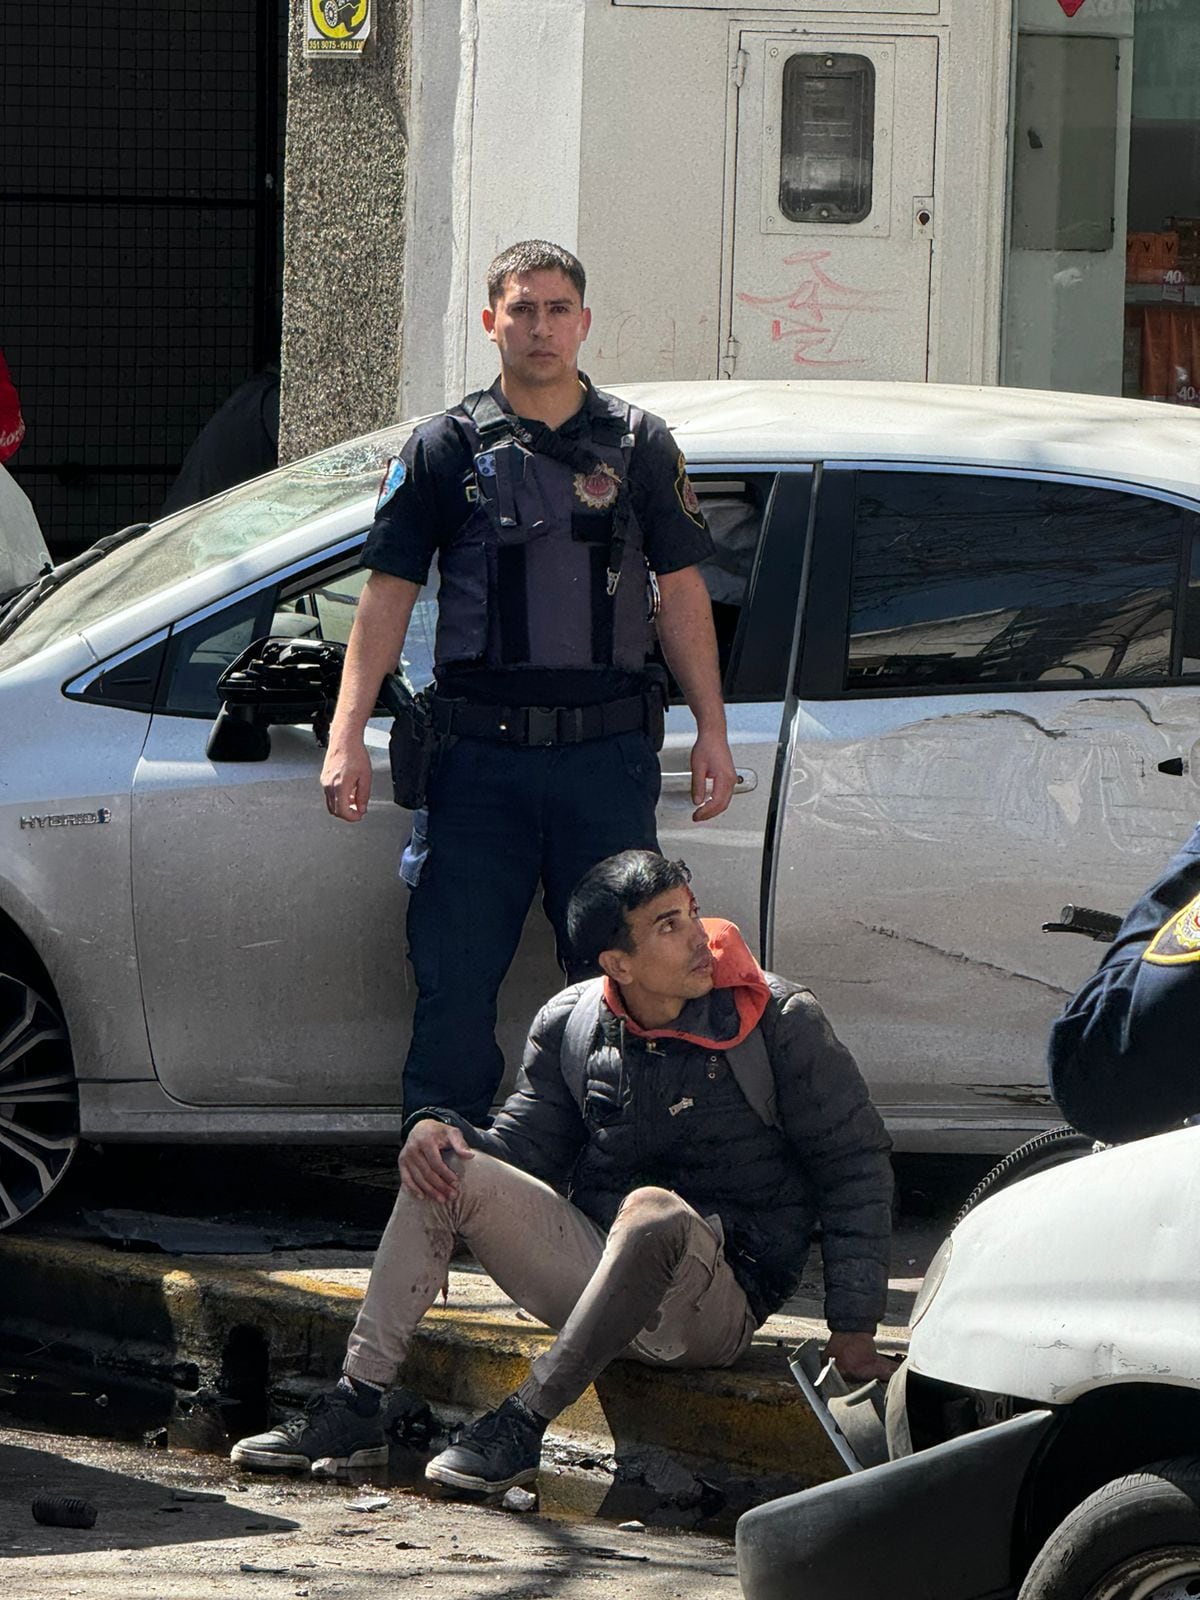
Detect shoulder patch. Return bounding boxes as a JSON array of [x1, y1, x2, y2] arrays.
[[1145, 891, 1200, 964], [375, 455, 407, 513], [674, 453, 705, 528]]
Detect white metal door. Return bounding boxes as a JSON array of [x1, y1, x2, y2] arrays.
[[727, 32, 938, 380]]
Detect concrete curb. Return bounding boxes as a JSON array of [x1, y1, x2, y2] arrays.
[[1, 1236, 878, 1526]]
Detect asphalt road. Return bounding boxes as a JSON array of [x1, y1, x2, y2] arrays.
[[1, 1424, 743, 1600], [31, 1141, 997, 1254]]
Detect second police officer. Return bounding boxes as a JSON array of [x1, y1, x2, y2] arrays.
[[320, 240, 737, 1124]]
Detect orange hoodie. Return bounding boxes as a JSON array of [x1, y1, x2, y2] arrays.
[[602, 918, 771, 1050]]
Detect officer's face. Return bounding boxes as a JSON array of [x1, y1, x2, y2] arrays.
[[600, 887, 714, 1009], [482, 270, 591, 388]]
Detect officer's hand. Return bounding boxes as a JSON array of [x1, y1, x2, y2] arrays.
[[321, 739, 373, 822], [689, 730, 738, 822], [399, 1119, 474, 1202], [824, 1331, 901, 1386]]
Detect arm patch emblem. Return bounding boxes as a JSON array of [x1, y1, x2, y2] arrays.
[[376, 455, 407, 512], [674, 453, 706, 528], [1145, 891, 1200, 965]]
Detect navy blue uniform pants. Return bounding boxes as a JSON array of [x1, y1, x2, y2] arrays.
[[401, 729, 661, 1123]]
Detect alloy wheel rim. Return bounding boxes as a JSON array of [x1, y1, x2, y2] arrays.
[[0, 973, 77, 1227]]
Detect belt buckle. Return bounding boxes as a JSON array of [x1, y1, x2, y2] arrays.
[[526, 706, 558, 746]]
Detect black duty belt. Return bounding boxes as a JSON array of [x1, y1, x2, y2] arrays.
[[428, 691, 653, 747]]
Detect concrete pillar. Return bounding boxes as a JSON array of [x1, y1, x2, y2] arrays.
[[278, 2, 410, 463]]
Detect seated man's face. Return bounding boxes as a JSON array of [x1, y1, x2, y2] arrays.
[[603, 886, 714, 1005]]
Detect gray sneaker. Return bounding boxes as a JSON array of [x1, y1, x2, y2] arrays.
[[231, 1388, 387, 1475], [424, 1393, 546, 1494]]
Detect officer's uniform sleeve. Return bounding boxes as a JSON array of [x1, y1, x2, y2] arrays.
[[1048, 824, 1200, 1142], [629, 411, 716, 575], [360, 417, 469, 585]]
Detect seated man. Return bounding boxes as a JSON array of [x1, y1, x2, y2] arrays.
[[231, 851, 895, 1492], [1050, 822, 1200, 1143]]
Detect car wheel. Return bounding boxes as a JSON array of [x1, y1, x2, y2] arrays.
[[1019, 1460, 1200, 1599], [954, 1125, 1098, 1226], [0, 969, 79, 1228]]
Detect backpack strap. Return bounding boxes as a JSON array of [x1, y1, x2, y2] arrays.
[[559, 979, 606, 1115], [725, 1017, 782, 1132]]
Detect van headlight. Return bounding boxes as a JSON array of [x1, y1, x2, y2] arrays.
[[910, 1236, 952, 1328]]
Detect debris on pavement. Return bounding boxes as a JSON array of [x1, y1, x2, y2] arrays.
[[502, 1486, 537, 1512], [31, 1495, 97, 1529], [346, 1494, 390, 1512], [618, 1519, 646, 1532]]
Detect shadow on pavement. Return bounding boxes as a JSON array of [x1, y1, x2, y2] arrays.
[[0, 1436, 297, 1558]]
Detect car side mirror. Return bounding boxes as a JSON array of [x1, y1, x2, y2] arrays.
[[207, 636, 346, 762]]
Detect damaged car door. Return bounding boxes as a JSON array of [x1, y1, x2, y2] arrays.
[[127, 546, 427, 1108], [770, 464, 1200, 1149]]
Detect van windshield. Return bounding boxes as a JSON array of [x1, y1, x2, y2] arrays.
[[0, 429, 409, 673]]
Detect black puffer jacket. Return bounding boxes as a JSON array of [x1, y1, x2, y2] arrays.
[[422, 974, 893, 1333]]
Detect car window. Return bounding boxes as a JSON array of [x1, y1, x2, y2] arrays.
[[275, 566, 439, 694], [845, 472, 1187, 690], [156, 559, 441, 719], [693, 475, 774, 691], [161, 592, 273, 716], [1181, 537, 1200, 674]]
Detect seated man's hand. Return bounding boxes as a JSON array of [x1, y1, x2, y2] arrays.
[[399, 1118, 474, 1202], [825, 1330, 901, 1385]]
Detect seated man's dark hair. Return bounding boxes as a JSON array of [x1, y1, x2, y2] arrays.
[[567, 851, 692, 970], [487, 240, 587, 307]]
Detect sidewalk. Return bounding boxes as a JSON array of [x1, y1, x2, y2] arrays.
[[0, 1226, 927, 1528]]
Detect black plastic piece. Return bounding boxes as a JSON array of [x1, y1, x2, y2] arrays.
[[1042, 905, 1123, 942], [207, 635, 347, 763], [32, 1495, 98, 1529], [736, 1409, 1056, 1600]]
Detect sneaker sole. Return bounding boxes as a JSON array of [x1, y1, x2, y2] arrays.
[[424, 1460, 538, 1494], [230, 1444, 387, 1475]]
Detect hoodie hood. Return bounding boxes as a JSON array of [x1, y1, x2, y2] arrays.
[[602, 918, 771, 1050]]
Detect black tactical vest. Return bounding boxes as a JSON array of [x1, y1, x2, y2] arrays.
[[434, 387, 656, 675]]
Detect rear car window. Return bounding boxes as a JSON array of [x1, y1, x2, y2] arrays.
[[845, 472, 1187, 689]]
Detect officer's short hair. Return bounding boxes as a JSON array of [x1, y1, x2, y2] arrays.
[[487, 240, 587, 307], [567, 851, 692, 968]]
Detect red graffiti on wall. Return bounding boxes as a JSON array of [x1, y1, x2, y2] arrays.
[[737, 251, 890, 368]]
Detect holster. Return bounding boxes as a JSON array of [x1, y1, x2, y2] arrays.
[[644, 663, 668, 753], [380, 677, 441, 811]]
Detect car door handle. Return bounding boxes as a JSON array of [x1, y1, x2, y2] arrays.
[[660, 768, 758, 794]]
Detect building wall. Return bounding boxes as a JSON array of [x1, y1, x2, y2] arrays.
[[400, 0, 1015, 416], [278, 1, 410, 462]]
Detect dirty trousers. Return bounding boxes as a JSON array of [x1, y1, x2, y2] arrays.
[[343, 1152, 756, 1420]]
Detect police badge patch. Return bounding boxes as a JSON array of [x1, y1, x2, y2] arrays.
[[573, 461, 621, 510], [675, 453, 705, 528], [376, 455, 407, 512], [1145, 891, 1200, 964]]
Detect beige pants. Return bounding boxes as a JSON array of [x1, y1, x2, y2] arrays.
[[344, 1152, 756, 1419]]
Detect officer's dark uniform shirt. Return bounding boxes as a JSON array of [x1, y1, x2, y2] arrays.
[[1048, 822, 1200, 1142], [361, 376, 714, 708]]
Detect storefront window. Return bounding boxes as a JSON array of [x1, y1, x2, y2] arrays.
[[1002, 0, 1200, 406]]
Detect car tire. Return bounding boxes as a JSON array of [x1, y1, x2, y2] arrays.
[[1018, 1459, 1200, 1600], [954, 1126, 1098, 1226], [0, 968, 79, 1228]]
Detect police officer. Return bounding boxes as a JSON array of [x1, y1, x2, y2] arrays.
[[1049, 823, 1200, 1142], [320, 240, 736, 1123]]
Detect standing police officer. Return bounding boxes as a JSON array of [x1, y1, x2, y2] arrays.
[[320, 240, 737, 1123]]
